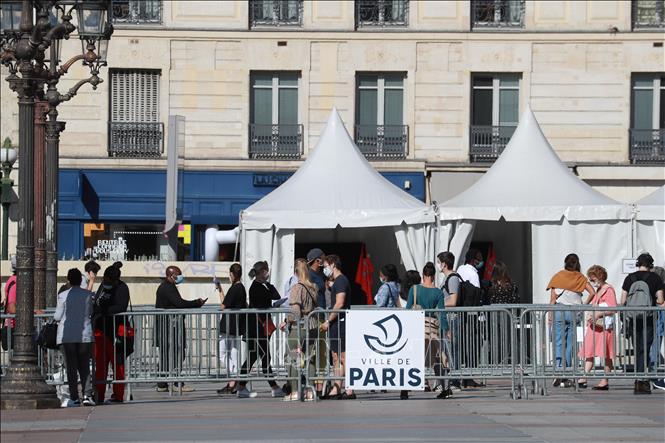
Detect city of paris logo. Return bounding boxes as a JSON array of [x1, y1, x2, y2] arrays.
[[346, 310, 425, 390]]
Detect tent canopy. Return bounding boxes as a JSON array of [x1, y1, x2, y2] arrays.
[[439, 107, 629, 222], [241, 108, 434, 229], [635, 186, 665, 221]]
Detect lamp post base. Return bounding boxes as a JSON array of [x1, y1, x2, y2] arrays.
[[0, 365, 60, 410]]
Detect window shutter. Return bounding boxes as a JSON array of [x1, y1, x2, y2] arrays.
[[110, 69, 160, 123]]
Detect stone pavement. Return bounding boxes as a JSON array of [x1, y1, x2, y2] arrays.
[[1, 381, 663, 442]]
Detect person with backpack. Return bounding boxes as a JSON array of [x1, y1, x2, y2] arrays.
[[374, 264, 400, 308], [439, 251, 483, 389], [93, 262, 130, 404], [621, 253, 665, 395], [54, 269, 95, 407]]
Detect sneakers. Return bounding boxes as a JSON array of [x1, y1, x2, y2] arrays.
[[634, 380, 652, 395], [449, 383, 461, 392], [178, 385, 195, 393], [236, 387, 258, 398], [552, 378, 562, 387], [271, 387, 286, 398], [651, 379, 665, 391], [63, 399, 80, 408], [436, 388, 453, 399], [283, 392, 300, 402], [400, 391, 409, 400], [82, 396, 96, 406], [155, 385, 169, 392], [103, 396, 123, 404]]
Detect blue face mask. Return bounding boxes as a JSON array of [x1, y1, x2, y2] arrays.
[[475, 261, 484, 270], [175, 275, 185, 285], [102, 283, 113, 291]]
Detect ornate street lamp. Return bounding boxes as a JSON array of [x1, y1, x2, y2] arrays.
[[1, 138, 18, 261], [0, 0, 113, 410]]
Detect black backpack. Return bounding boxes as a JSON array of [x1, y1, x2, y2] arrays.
[[444, 273, 484, 307]]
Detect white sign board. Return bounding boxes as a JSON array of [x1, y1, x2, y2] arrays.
[[345, 310, 425, 391], [622, 258, 637, 274]]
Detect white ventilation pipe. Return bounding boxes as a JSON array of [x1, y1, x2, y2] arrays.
[[204, 226, 240, 261]]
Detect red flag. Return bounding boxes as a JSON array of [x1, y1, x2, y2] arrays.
[[483, 244, 496, 281], [355, 243, 374, 305]]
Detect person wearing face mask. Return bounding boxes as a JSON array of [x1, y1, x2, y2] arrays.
[[216, 263, 246, 395], [320, 254, 355, 400], [456, 249, 483, 289], [236, 261, 285, 399], [374, 264, 400, 308], [155, 266, 206, 393], [577, 265, 616, 390], [93, 262, 130, 404]]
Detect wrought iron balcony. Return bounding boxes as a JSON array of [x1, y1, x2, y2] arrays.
[[630, 129, 665, 164], [108, 122, 164, 158], [112, 0, 162, 24], [249, 124, 303, 159], [632, 0, 665, 29], [250, 0, 303, 27], [354, 125, 408, 159], [472, 0, 525, 29], [356, 0, 409, 28], [469, 125, 516, 162]]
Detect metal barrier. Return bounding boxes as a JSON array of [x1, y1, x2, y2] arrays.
[[2, 304, 663, 402], [517, 305, 665, 399]]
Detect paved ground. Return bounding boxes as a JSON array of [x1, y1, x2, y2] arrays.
[[1, 381, 663, 442]]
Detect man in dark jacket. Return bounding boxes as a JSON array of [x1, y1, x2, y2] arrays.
[[155, 266, 206, 392]]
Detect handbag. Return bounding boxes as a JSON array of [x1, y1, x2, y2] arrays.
[[115, 296, 135, 356], [36, 321, 58, 350], [258, 315, 276, 338]]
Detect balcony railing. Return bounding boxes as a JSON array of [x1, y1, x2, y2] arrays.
[[354, 125, 408, 159], [632, 0, 665, 29], [108, 122, 164, 158], [112, 0, 162, 24], [250, 0, 303, 27], [356, 0, 409, 28], [472, 0, 525, 29], [470, 125, 516, 162], [249, 124, 303, 159], [630, 129, 665, 164]]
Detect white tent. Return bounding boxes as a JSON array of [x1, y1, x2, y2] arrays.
[[634, 186, 665, 267], [240, 109, 436, 292], [438, 107, 631, 303]]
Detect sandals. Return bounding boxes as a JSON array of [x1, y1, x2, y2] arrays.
[[322, 383, 342, 400], [283, 389, 316, 402], [338, 392, 357, 400]]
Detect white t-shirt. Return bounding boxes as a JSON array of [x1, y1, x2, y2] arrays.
[[457, 264, 480, 288], [554, 289, 582, 305]]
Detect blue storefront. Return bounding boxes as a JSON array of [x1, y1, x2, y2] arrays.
[[58, 169, 425, 261]]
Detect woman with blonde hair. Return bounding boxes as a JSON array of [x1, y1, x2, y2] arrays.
[[280, 258, 319, 401], [577, 265, 617, 390]]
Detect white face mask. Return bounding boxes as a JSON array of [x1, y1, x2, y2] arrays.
[[591, 281, 601, 290], [323, 266, 333, 278]]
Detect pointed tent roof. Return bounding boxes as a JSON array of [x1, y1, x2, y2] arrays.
[[241, 109, 434, 229], [635, 186, 665, 221], [439, 107, 629, 222]]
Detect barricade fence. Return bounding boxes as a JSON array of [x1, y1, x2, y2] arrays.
[[1, 305, 663, 401]]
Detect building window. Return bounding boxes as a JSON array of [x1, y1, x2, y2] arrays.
[[112, 0, 162, 24], [249, 72, 302, 159], [470, 74, 520, 162], [249, 0, 303, 27], [471, 0, 525, 29], [632, 0, 665, 29], [356, 0, 409, 28], [630, 74, 665, 164], [355, 73, 408, 159], [109, 69, 164, 158], [84, 223, 170, 261]]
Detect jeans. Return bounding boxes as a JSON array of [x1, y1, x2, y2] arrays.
[[554, 310, 575, 368], [61, 342, 93, 402], [633, 317, 654, 377], [649, 312, 664, 370]]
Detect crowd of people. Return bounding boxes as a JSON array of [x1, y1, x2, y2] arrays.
[[1, 247, 663, 407]]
